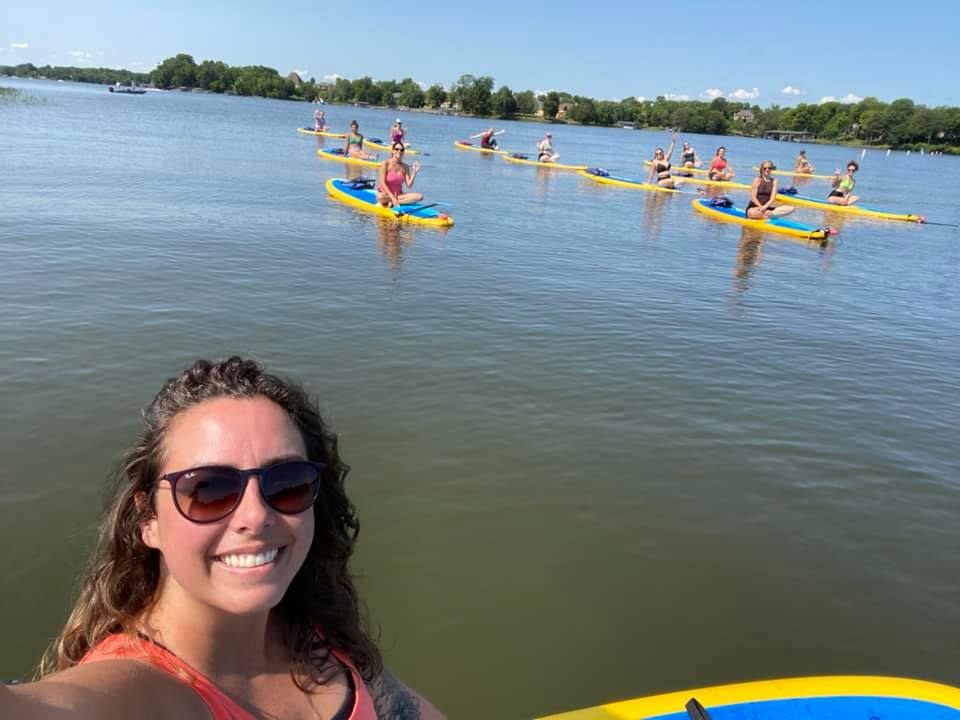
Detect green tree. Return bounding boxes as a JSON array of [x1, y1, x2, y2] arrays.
[[491, 85, 517, 117], [398, 79, 425, 108], [453, 74, 494, 115], [425, 83, 447, 109], [569, 97, 596, 124], [151, 53, 198, 88], [515, 90, 538, 115], [540, 91, 561, 119]]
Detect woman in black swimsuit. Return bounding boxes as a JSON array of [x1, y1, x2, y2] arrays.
[[646, 131, 678, 188], [746, 162, 794, 219]]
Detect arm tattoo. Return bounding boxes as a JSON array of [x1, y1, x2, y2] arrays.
[[372, 665, 421, 720]]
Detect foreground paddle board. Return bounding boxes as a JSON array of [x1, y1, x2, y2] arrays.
[[454, 140, 507, 155], [692, 198, 832, 240], [297, 127, 346, 138], [535, 675, 960, 719], [577, 168, 681, 193], [317, 148, 382, 168], [324, 178, 453, 228], [775, 193, 924, 222], [502, 153, 588, 171]]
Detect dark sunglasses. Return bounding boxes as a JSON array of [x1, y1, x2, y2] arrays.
[[157, 460, 324, 523], [847, 167, 857, 172], [393, 147, 405, 153]]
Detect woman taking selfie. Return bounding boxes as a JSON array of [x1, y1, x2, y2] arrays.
[[2, 357, 445, 720]]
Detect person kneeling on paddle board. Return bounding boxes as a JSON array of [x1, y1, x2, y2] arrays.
[[746, 162, 794, 219], [537, 132, 559, 163], [827, 161, 860, 206], [475, 127, 504, 150], [377, 143, 422, 208], [646, 131, 679, 188]]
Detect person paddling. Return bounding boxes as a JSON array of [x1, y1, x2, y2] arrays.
[[746, 162, 795, 219], [377, 142, 422, 208], [828, 161, 860, 205], [472, 128, 505, 150]]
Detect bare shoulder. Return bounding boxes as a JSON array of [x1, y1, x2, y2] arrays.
[[9, 659, 209, 720], [368, 665, 447, 720]]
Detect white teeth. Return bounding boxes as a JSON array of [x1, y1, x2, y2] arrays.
[[219, 548, 279, 568]]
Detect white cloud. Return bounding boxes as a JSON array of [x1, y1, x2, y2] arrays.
[[71, 50, 92, 59], [702, 88, 724, 99], [728, 87, 760, 100], [819, 93, 863, 104], [10, 42, 29, 49], [782, 85, 804, 96], [322, 73, 342, 83], [664, 93, 691, 101], [293, 68, 308, 77]]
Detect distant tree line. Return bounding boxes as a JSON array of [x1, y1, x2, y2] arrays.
[[149, 54, 316, 100], [5, 58, 958, 151], [1, 62, 150, 85]]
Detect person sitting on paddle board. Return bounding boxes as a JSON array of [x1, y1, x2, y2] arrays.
[[474, 127, 504, 150], [313, 108, 327, 131], [828, 161, 860, 205], [645, 132, 678, 188], [679, 141, 701, 172], [746, 162, 795, 219], [391, 119, 406, 146], [707, 146, 735, 181], [376, 142, 422, 208], [537, 132, 559, 163], [794, 149, 816, 174], [344, 120, 378, 161], [0, 356, 447, 720]]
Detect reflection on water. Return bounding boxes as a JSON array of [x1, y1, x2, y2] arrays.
[[733, 226, 765, 292], [376, 220, 413, 270], [640, 192, 670, 241], [533, 166, 554, 197]]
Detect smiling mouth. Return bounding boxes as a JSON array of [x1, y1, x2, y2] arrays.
[[217, 547, 283, 569]]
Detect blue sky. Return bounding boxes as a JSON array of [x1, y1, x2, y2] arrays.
[[3, 0, 956, 107]]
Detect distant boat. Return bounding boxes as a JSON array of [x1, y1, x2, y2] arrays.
[[108, 82, 146, 95]]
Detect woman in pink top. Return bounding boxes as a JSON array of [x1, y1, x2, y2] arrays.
[[2, 357, 446, 720], [377, 143, 422, 207]]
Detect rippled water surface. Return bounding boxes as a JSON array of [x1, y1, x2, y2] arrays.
[[2, 78, 959, 718]]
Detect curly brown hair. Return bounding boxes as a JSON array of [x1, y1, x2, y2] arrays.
[[39, 357, 381, 686]]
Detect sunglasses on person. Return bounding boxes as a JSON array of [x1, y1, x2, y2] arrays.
[[157, 460, 324, 523], [847, 166, 857, 172], [393, 147, 404, 154], [762, 165, 775, 171]]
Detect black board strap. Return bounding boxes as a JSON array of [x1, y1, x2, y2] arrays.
[[685, 697, 713, 720]]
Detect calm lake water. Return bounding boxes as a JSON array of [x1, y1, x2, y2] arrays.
[[1, 77, 959, 718]]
